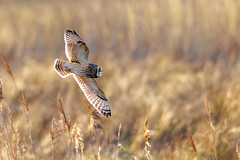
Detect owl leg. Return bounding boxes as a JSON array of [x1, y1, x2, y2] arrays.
[[54, 59, 72, 78]]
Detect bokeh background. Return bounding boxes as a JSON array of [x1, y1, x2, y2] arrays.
[[1, 0, 240, 159]]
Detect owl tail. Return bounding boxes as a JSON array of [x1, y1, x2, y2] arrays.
[[54, 59, 71, 78]]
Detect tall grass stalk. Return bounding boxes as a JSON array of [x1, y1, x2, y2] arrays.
[[205, 95, 217, 159], [7, 106, 22, 159], [187, 130, 199, 160], [56, 92, 75, 160], [236, 142, 240, 159], [144, 117, 151, 159], [116, 123, 122, 160], [0, 54, 37, 160]]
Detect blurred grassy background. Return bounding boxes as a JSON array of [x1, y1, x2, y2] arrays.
[[0, 0, 240, 159]]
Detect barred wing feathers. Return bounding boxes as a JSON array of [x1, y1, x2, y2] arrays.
[[73, 74, 111, 117], [54, 59, 71, 78], [64, 30, 89, 63]]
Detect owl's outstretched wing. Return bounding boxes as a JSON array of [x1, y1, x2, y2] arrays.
[[73, 74, 111, 117], [54, 59, 72, 78], [64, 30, 89, 64]]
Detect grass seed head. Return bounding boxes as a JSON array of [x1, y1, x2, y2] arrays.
[[144, 117, 151, 159], [56, 92, 70, 130], [71, 123, 84, 155], [187, 130, 197, 154], [0, 55, 14, 79], [21, 92, 29, 112]]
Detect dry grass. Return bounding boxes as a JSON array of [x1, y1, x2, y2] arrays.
[[0, 0, 240, 159], [204, 95, 217, 159], [0, 79, 3, 109], [187, 130, 198, 160], [236, 142, 240, 159], [1, 54, 36, 159], [144, 117, 151, 159], [116, 123, 123, 160]]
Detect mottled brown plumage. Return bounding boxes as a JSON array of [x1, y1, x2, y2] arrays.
[[64, 30, 89, 64], [54, 30, 111, 117]]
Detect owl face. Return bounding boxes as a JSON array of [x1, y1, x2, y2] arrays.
[[87, 63, 103, 78], [97, 65, 103, 77]]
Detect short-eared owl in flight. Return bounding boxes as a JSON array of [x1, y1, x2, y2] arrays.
[[54, 30, 111, 117]]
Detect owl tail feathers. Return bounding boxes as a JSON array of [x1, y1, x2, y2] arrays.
[[54, 59, 71, 78]]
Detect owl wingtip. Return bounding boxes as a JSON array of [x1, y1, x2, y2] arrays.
[[106, 113, 111, 117], [64, 29, 80, 36], [65, 29, 72, 33], [54, 59, 71, 78], [102, 110, 111, 117]]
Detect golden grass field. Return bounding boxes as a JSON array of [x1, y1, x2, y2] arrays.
[[0, 0, 240, 159]]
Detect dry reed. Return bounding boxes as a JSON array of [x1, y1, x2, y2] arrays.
[[0, 54, 37, 159], [56, 92, 75, 159], [84, 97, 104, 159], [204, 95, 216, 132], [106, 128, 110, 145], [0, 79, 2, 112], [95, 146, 101, 160], [50, 115, 66, 159], [0, 90, 12, 160], [71, 123, 84, 159], [187, 130, 199, 160], [0, 55, 14, 80], [236, 141, 240, 159], [57, 92, 70, 131], [204, 95, 217, 158], [20, 92, 29, 112], [116, 123, 123, 160], [144, 117, 151, 159], [7, 106, 22, 159], [1, 125, 12, 160]]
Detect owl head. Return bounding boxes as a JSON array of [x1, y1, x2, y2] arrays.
[[88, 63, 103, 78]]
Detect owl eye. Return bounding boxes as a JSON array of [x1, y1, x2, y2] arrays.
[[99, 68, 101, 72]]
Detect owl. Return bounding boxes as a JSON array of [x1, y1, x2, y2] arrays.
[[54, 30, 111, 117]]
